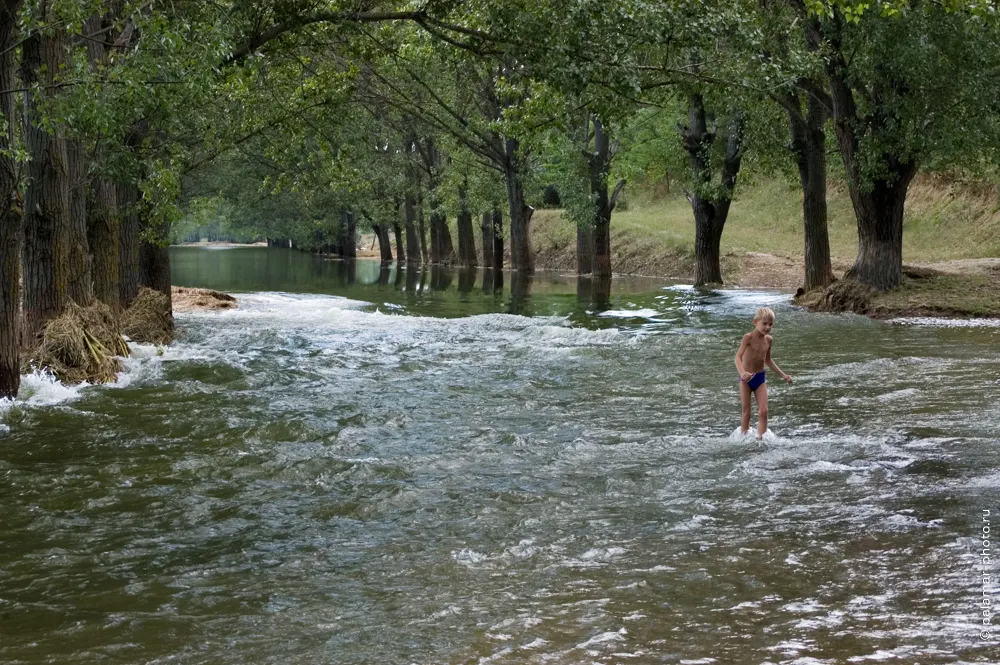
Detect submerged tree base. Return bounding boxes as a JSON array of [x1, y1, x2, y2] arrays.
[[24, 301, 130, 385]]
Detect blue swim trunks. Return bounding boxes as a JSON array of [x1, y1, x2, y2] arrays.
[[742, 371, 766, 391]]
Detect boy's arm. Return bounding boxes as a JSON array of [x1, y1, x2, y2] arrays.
[[735, 334, 751, 379], [765, 336, 792, 383]]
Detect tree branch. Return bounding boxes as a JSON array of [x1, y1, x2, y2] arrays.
[[609, 179, 626, 212]]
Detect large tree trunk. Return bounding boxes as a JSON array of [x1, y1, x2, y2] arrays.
[[692, 200, 725, 285], [503, 137, 534, 273], [785, 92, 835, 290], [682, 93, 744, 286], [21, 27, 71, 340], [66, 140, 92, 305], [480, 212, 493, 269], [0, 0, 23, 399], [846, 172, 914, 289], [404, 193, 420, 264], [118, 183, 141, 308], [456, 186, 477, 268]]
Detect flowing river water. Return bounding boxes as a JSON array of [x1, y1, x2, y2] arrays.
[[2, 246, 998, 664]]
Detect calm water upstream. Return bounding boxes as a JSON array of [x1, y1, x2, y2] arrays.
[[2, 246, 999, 664]]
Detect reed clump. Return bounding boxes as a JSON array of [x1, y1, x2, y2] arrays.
[[26, 301, 130, 384], [122, 287, 174, 344]]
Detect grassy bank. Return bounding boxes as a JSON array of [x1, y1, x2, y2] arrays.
[[530, 175, 1000, 277]]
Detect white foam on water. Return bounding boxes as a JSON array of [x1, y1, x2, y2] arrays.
[[181, 292, 624, 357], [889, 316, 1000, 327], [0, 329, 250, 426], [598, 308, 660, 319], [730, 426, 776, 441], [875, 388, 921, 403], [575, 628, 626, 649], [16, 368, 88, 406]]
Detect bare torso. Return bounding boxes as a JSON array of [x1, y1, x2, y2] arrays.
[[740, 332, 771, 374]]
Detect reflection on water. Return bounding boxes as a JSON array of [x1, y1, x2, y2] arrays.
[[170, 247, 634, 321]]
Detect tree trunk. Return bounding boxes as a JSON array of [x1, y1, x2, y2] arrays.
[[491, 207, 504, 271], [392, 211, 405, 264], [576, 226, 594, 275], [590, 118, 622, 279], [139, 212, 172, 302], [139, 241, 171, 297], [457, 187, 477, 268], [503, 137, 534, 273], [374, 223, 393, 263], [428, 206, 440, 264], [0, 0, 22, 398], [118, 183, 141, 308], [340, 209, 356, 259], [83, 15, 119, 308], [21, 27, 71, 340], [480, 212, 493, 268], [823, 35, 915, 290], [846, 172, 915, 289], [439, 212, 456, 264], [682, 94, 743, 286], [89, 177, 120, 310], [404, 193, 420, 264], [785, 92, 835, 290], [692, 200, 725, 285], [417, 194, 428, 263], [430, 211, 455, 264], [66, 140, 92, 305]]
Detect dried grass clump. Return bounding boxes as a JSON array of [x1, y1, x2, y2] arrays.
[[122, 287, 174, 344], [28, 301, 130, 384], [172, 286, 237, 312]]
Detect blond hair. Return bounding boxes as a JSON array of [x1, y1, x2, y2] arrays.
[[754, 307, 775, 323]]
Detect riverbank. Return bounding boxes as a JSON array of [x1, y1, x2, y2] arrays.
[[529, 175, 1000, 319]]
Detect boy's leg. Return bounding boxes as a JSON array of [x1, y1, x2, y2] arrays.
[[754, 384, 769, 437], [739, 380, 752, 433]]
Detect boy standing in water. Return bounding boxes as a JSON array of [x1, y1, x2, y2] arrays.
[[735, 307, 792, 439]]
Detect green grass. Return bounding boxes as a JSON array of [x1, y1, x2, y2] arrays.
[[530, 176, 1000, 266], [872, 274, 1000, 318]]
